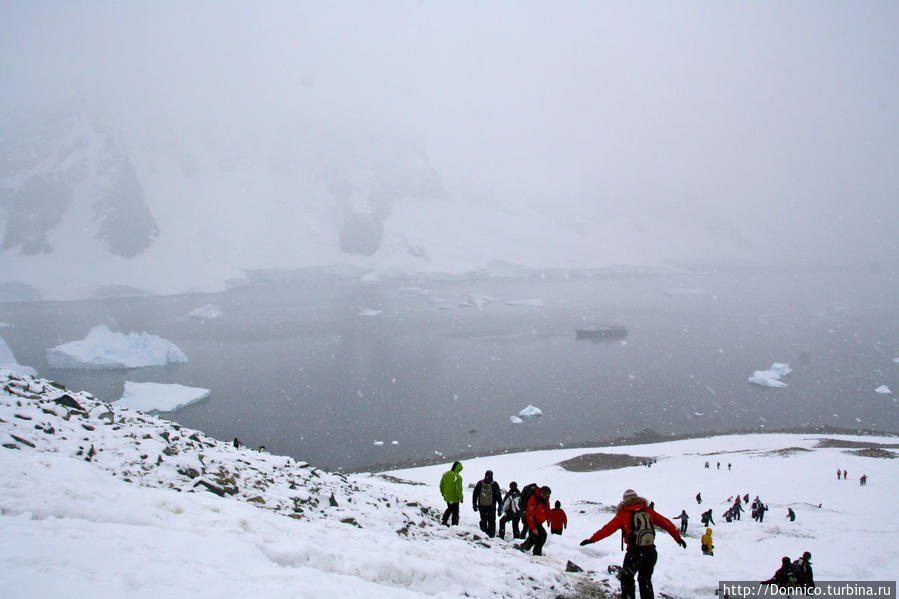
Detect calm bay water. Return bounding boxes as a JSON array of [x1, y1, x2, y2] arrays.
[[2, 267, 897, 471]]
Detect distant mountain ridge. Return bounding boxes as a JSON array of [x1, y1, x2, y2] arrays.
[[0, 104, 753, 301]]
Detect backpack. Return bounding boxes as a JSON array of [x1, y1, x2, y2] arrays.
[[791, 560, 808, 585], [628, 508, 656, 546], [478, 480, 494, 506], [519, 483, 539, 511], [503, 490, 521, 514]]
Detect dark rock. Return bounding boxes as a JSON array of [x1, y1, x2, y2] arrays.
[[52, 394, 84, 411], [565, 560, 584, 573]]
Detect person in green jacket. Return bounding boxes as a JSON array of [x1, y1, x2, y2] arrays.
[[440, 461, 464, 526]]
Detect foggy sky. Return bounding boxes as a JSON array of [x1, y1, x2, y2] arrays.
[[2, 1, 897, 265]]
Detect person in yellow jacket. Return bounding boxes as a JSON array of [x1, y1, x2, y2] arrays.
[[439, 461, 464, 526], [701, 528, 714, 556]]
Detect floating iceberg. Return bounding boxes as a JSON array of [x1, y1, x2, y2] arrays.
[[509, 415, 524, 424], [0, 336, 37, 377], [188, 304, 223, 320], [462, 294, 495, 309], [518, 405, 543, 419], [358, 309, 382, 317], [749, 362, 792, 388], [505, 299, 545, 308], [875, 385, 892, 395], [117, 381, 210, 413], [47, 325, 188, 369]]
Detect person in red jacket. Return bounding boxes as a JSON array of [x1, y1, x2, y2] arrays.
[[550, 500, 568, 535], [580, 489, 686, 599], [517, 486, 551, 556]]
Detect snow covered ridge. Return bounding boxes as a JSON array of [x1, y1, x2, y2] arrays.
[[0, 370, 581, 598]]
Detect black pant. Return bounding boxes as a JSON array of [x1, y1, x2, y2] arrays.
[[499, 512, 522, 539], [621, 545, 658, 599], [442, 502, 459, 526], [520, 521, 547, 555], [679, 522, 687, 534], [477, 505, 497, 537]]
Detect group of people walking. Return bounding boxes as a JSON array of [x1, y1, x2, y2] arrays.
[[439, 463, 568, 557], [439, 461, 820, 599]]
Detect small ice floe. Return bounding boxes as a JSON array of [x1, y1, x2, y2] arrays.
[[875, 385, 892, 395], [510, 416, 524, 424], [461, 294, 495, 309], [47, 325, 188, 369], [391, 440, 399, 445], [116, 381, 210, 413], [358, 309, 382, 317], [694, 412, 705, 417], [893, 357, 899, 364], [187, 304, 223, 320], [505, 299, 545, 308], [518, 405, 543, 419], [749, 362, 792, 388], [398, 286, 430, 295], [373, 440, 385, 446], [0, 322, 12, 328], [664, 288, 708, 296]]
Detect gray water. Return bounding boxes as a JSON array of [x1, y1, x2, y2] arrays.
[[2, 267, 897, 471]]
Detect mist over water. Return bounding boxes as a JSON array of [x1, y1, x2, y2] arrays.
[[3, 267, 897, 471]]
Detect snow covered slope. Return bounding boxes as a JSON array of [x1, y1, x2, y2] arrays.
[[2, 370, 897, 598]]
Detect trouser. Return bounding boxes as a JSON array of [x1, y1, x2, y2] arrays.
[[477, 505, 497, 537], [519, 521, 547, 555], [679, 522, 687, 534], [551, 528, 563, 535], [620, 545, 658, 599], [442, 502, 459, 526], [499, 512, 522, 539]]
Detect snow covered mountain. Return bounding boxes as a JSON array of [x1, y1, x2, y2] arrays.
[[0, 104, 756, 302], [2, 369, 898, 598]]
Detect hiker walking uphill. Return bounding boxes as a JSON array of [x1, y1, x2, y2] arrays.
[[498, 482, 523, 539], [517, 485, 551, 556], [672, 510, 689, 535], [549, 500, 568, 535], [794, 551, 814, 590], [472, 470, 502, 538], [700, 509, 715, 527], [701, 528, 714, 556], [439, 461, 463, 526], [763, 556, 801, 593], [580, 489, 686, 599]]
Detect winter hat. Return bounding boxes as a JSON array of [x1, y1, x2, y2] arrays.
[[509, 481, 518, 489], [623, 489, 638, 501], [485, 470, 493, 481], [555, 500, 561, 508], [802, 551, 812, 561]]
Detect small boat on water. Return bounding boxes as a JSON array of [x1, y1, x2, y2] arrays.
[[575, 325, 628, 341]]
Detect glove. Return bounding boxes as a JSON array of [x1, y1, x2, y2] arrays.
[[580, 539, 592, 546], [473, 505, 478, 512], [678, 539, 687, 548]]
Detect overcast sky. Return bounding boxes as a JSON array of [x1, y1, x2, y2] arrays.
[[2, 1, 897, 265]]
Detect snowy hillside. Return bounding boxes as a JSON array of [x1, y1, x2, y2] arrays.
[[2, 369, 898, 598]]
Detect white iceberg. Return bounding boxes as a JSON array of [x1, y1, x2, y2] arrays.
[[505, 299, 545, 308], [462, 294, 495, 309], [509, 415, 524, 424], [47, 325, 188, 369], [116, 381, 210, 413], [518, 405, 543, 418], [0, 336, 37, 377], [875, 385, 892, 395], [188, 304, 223, 320], [358, 309, 382, 317], [749, 362, 792, 388]]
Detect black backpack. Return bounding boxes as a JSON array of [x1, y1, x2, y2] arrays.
[[628, 508, 656, 546], [519, 483, 539, 511]]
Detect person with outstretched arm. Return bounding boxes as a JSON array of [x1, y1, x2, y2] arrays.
[[580, 489, 686, 599]]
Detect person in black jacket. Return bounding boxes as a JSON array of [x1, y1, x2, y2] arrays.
[[763, 556, 800, 592], [794, 551, 814, 590], [472, 470, 502, 538]]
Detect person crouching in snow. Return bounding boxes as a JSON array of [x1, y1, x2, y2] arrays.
[[580, 489, 686, 599], [701, 528, 714, 555], [550, 500, 568, 535]]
